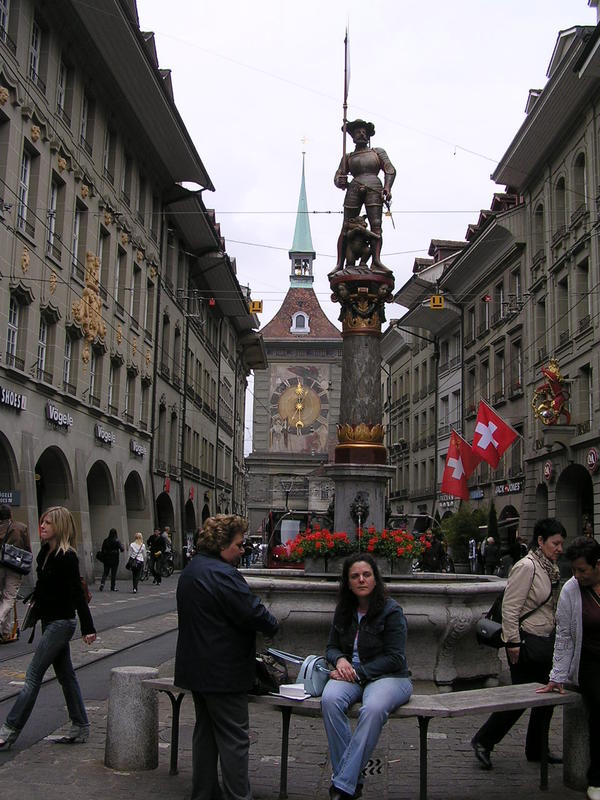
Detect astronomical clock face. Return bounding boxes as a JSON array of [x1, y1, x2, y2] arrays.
[[269, 367, 330, 453]]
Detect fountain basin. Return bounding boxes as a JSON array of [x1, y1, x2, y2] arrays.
[[246, 571, 506, 689]]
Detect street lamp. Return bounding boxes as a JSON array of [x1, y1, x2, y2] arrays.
[[279, 478, 294, 510]]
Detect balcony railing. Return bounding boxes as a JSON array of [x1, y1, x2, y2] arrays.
[[57, 105, 71, 127], [558, 329, 570, 347], [63, 380, 76, 396], [17, 214, 35, 238], [103, 166, 114, 184], [552, 225, 567, 246], [36, 368, 53, 383], [0, 25, 17, 55], [156, 459, 167, 472], [46, 240, 62, 261], [159, 361, 170, 379], [577, 420, 591, 435], [123, 412, 134, 424], [492, 390, 505, 404], [5, 351, 24, 370], [138, 420, 148, 432], [80, 134, 92, 156], [90, 393, 101, 408], [71, 260, 84, 281], [108, 403, 118, 416], [29, 67, 46, 93], [578, 314, 591, 332], [477, 321, 489, 336]]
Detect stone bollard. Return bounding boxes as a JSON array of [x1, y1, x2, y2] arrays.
[[105, 666, 159, 770], [563, 697, 589, 791]]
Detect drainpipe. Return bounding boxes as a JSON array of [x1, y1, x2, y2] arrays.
[[431, 335, 440, 520], [148, 216, 165, 528], [231, 352, 240, 512], [213, 316, 224, 507], [179, 306, 190, 545]]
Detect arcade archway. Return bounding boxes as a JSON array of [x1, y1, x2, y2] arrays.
[[156, 491, 174, 532], [87, 460, 115, 557], [0, 432, 18, 492], [35, 446, 72, 515], [535, 483, 548, 520], [556, 464, 593, 538], [124, 470, 146, 540]]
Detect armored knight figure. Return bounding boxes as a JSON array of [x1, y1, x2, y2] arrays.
[[331, 119, 396, 274]]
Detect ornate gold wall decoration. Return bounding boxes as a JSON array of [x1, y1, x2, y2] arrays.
[[121, 232, 129, 247], [71, 251, 107, 364], [104, 211, 113, 227], [136, 249, 144, 263], [49, 271, 57, 294], [132, 336, 138, 357], [0, 86, 9, 105], [116, 324, 123, 344], [31, 124, 40, 142], [145, 348, 151, 367], [81, 184, 89, 199], [57, 156, 67, 172], [21, 247, 30, 273], [149, 264, 157, 280]]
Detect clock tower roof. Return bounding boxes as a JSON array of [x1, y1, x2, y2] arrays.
[[260, 287, 341, 341], [289, 154, 316, 288]]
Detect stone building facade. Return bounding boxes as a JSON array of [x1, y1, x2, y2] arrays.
[[0, 0, 262, 578]]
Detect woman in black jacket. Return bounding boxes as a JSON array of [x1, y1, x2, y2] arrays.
[[0, 506, 96, 750], [321, 553, 412, 800], [99, 528, 124, 591]]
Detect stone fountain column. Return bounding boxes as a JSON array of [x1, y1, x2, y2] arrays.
[[325, 270, 394, 539]]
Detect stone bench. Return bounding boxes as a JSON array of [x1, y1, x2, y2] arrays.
[[143, 678, 580, 800]]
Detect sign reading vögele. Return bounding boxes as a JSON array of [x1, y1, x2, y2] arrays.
[[130, 439, 146, 458], [95, 423, 116, 446], [45, 401, 73, 429]]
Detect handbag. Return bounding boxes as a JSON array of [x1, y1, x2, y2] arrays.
[[95, 549, 105, 563], [520, 630, 555, 666], [251, 651, 289, 695], [21, 598, 40, 643], [125, 556, 135, 570], [297, 655, 331, 697], [0, 523, 33, 575]]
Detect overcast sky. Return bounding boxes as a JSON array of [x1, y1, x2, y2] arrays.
[[135, 0, 597, 451]]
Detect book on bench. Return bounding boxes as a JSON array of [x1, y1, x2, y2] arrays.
[[277, 683, 310, 700]]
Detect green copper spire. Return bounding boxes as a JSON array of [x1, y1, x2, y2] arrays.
[[290, 154, 315, 257]]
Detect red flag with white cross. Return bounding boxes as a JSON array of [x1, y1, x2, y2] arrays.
[[441, 430, 480, 501], [472, 400, 519, 468]]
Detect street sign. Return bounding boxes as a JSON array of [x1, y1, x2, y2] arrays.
[[249, 300, 263, 313], [429, 295, 444, 309]]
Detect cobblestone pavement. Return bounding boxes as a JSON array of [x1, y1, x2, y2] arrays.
[[0, 656, 586, 800]]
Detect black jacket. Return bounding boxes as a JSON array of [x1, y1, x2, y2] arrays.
[[101, 535, 123, 566], [34, 545, 95, 635], [326, 597, 410, 684], [174, 552, 278, 693]]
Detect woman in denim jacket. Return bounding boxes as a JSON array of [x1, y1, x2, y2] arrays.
[[321, 553, 412, 800]]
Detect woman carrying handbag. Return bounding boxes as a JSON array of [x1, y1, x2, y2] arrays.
[[127, 532, 146, 593], [0, 506, 96, 750], [471, 517, 566, 770]]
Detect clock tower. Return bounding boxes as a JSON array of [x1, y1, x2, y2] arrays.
[[246, 156, 342, 536]]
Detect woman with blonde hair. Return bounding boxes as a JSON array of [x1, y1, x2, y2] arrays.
[[0, 506, 96, 750], [128, 531, 146, 593]]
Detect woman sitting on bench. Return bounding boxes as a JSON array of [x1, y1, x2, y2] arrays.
[[321, 553, 412, 800]]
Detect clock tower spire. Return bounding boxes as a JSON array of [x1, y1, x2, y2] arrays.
[[289, 153, 315, 287]]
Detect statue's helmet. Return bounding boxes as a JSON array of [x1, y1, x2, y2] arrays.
[[344, 119, 375, 138]]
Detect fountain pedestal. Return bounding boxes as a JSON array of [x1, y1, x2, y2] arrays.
[[325, 463, 393, 536]]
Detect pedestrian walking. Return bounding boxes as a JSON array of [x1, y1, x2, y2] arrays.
[[175, 514, 278, 800], [484, 536, 500, 575], [147, 529, 163, 584], [468, 536, 477, 574], [321, 553, 412, 800], [0, 506, 96, 750], [537, 535, 600, 800], [99, 528, 124, 591], [471, 517, 566, 769], [0, 504, 31, 643], [127, 532, 146, 593]]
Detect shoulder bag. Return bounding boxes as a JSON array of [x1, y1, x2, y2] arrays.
[[476, 559, 544, 648], [0, 522, 33, 575]]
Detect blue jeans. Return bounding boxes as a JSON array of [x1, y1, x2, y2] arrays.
[[7, 619, 88, 733], [321, 675, 413, 795]]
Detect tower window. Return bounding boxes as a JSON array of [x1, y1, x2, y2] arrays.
[[290, 311, 310, 333]]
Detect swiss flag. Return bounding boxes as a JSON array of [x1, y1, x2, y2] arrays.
[[472, 400, 519, 468], [441, 430, 480, 501]]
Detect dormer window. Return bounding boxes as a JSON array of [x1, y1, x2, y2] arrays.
[[291, 311, 310, 333]]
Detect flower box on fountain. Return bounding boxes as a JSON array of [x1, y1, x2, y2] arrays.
[[361, 526, 427, 575], [285, 525, 356, 573]]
